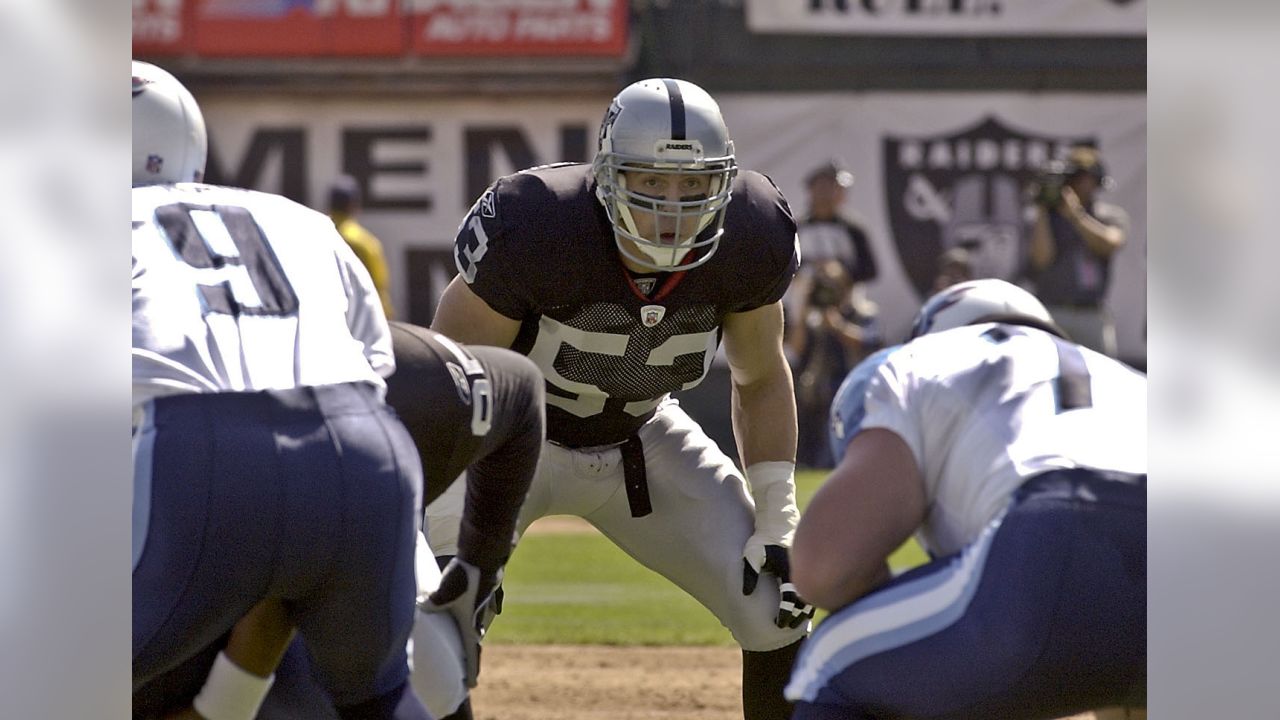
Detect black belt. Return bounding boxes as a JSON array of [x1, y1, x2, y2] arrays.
[[620, 434, 652, 518]]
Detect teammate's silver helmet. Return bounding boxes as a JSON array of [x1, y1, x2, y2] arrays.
[[593, 78, 738, 271], [132, 60, 207, 185], [908, 279, 1056, 339]]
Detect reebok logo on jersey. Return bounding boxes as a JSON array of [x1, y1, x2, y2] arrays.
[[479, 190, 496, 218]]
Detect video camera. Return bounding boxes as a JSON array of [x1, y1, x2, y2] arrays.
[[1028, 146, 1111, 208], [808, 271, 845, 308], [1029, 158, 1072, 207]]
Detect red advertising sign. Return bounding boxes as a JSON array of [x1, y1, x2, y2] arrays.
[[409, 0, 628, 57], [133, 0, 189, 55], [192, 0, 405, 57], [133, 0, 629, 58]]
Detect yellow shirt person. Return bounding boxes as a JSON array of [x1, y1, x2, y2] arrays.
[[327, 177, 394, 319]]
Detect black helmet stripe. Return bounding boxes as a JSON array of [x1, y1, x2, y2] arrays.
[[662, 78, 686, 140]]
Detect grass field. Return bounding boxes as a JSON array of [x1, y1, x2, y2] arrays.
[[487, 469, 928, 646]]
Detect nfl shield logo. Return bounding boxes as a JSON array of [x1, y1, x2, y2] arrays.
[[641, 304, 665, 327], [146, 154, 163, 174], [882, 117, 1092, 298]]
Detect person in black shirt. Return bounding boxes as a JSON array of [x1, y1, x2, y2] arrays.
[[1027, 145, 1129, 356], [786, 160, 882, 469]]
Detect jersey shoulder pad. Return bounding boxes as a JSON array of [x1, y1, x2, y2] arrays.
[[728, 170, 799, 255], [454, 164, 594, 280], [717, 170, 800, 308], [453, 165, 595, 317]]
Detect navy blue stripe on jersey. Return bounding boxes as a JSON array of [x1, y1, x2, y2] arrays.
[[663, 79, 686, 140]]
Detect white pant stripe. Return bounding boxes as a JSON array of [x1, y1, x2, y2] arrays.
[[785, 511, 1006, 703], [132, 401, 156, 571]]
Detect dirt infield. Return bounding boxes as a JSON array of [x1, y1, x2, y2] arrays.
[[469, 644, 1113, 720], [471, 645, 741, 720], [501, 519, 1133, 720]]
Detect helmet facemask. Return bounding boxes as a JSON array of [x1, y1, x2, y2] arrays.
[[594, 141, 736, 271]]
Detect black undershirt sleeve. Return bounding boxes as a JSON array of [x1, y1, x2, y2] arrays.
[[453, 345, 546, 573]]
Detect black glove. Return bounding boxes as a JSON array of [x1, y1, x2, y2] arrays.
[[420, 558, 502, 688], [742, 544, 816, 630]]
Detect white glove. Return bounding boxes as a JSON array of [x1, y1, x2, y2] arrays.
[[740, 461, 814, 629], [418, 558, 502, 688]]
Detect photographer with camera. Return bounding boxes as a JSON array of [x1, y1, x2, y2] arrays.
[[1026, 145, 1129, 356], [786, 259, 880, 470], [785, 160, 883, 469]]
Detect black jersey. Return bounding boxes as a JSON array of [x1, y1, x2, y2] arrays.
[[453, 163, 799, 448], [385, 321, 544, 570]]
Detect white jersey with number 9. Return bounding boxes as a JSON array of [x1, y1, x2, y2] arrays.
[[132, 182, 393, 406]]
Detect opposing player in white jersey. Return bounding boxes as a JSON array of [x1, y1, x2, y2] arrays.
[[132, 60, 431, 720], [785, 279, 1146, 719]]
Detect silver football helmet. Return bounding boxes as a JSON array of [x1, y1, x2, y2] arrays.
[[908, 279, 1056, 339], [132, 60, 207, 185], [593, 78, 738, 271]]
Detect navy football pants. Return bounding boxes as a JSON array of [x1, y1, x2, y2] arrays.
[[787, 469, 1146, 720], [132, 384, 424, 713]]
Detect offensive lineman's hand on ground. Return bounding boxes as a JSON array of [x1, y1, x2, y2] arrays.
[[420, 558, 502, 688], [742, 543, 817, 629]]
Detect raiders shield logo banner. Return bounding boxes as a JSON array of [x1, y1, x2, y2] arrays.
[[882, 116, 1092, 299]]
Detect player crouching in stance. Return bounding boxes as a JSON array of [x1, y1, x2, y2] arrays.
[[132, 321, 546, 720], [429, 77, 814, 719], [786, 279, 1147, 719], [132, 61, 430, 719]]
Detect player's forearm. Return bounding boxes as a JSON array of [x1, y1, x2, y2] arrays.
[[458, 418, 541, 573], [795, 555, 891, 610], [731, 367, 798, 467]]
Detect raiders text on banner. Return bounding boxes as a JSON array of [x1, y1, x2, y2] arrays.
[[744, 0, 1146, 36]]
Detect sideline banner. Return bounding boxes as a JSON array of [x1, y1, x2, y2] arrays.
[[132, 0, 628, 57], [408, 0, 628, 56], [745, 0, 1146, 36], [718, 93, 1146, 360], [199, 95, 610, 323], [198, 91, 1145, 360]]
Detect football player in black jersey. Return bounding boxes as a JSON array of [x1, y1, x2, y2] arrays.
[[429, 78, 814, 720], [132, 322, 545, 720]]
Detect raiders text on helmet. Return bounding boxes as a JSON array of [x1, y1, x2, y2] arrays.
[[909, 279, 1057, 339], [593, 78, 738, 271], [132, 60, 207, 185]]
